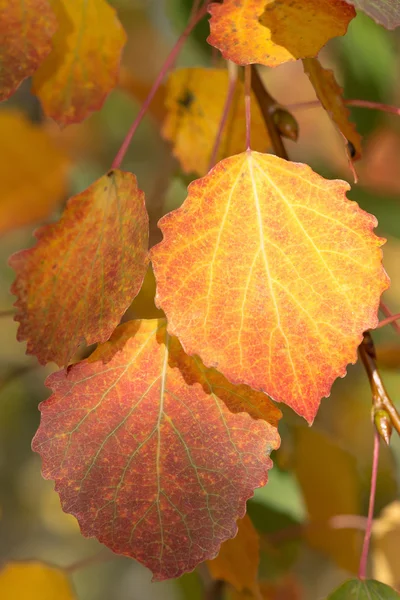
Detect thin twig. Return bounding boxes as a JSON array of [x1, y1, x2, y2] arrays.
[[376, 312, 400, 330], [64, 550, 114, 574], [379, 300, 400, 335], [0, 309, 15, 318], [359, 332, 400, 437], [358, 431, 380, 580], [208, 61, 238, 170], [250, 66, 288, 160], [286, 98, 400, 117], [111, 3, 209, 169]]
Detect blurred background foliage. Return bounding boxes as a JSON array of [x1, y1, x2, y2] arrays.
[[1, 1, 400, 598]]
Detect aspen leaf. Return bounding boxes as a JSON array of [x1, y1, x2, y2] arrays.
[[10, 170, 149, 366], [303, 58, 362, 161], [207, 514, 260, 593], [0, 110, 69, 234], [344, 1, 400, 30], [162, 67, 270, 176], [0, 561, 76, 600], [326, 579, 400, 599], [0, 0, 56, 102], [32, 319, 281, 581], [207, 0, 355, 67], [32, 0, 126, 126], [151, 151, 389, 422]]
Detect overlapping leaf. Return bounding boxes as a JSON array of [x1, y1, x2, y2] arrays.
[[151, 151, 389, 422], [32, 0, 126, 126], [0, 0, 56, 102], [162, 68, 269, 176], [344, 0, 400, 29], [32, 319, 281, 580], [0, 562, 76, 600], [326, 579, 400, 599], [303, 58, 362, 161], [0, 110, 69, 234], [207, 514, 260, 593], [10, 170, 148, 366], [207, 0, 355, 67]]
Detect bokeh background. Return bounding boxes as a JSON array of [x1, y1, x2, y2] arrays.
[[1, 1, 400, 598]]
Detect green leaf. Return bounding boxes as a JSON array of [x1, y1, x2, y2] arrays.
[[327, 579, 400, 599]]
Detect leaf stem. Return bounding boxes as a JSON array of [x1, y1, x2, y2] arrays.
[[250, 66, 288, 160], [286, 99, 400, 117], [359, 331, 400, 438], [208, 61, 238, 170], [358, 431, 380, 580], [244, 65, 252, 150], [376, 312, 400, 330], [0, 309, 15, 317], [111, 2, 209, 170], [379, 300, 400, 335]]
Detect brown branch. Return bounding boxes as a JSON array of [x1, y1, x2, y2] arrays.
[[250, 65, 289, 160]]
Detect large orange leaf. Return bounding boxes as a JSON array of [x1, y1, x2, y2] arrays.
[[162, 68, 270, 176], [32, 0, 126, 126], [151, 152, 389, 422], [0, 0, 56, 102], [10, 170, 148, 366], [302, 58, 362, 161], [344, 0, 400, 29], [0, 110, 69, 234], [207, 0, 355, 67], [32, 319, 281, 580]]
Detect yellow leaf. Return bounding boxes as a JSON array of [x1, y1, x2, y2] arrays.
[[32, 0, 126, 126], [0, 110, 69, 235], [373, 501, 400, 591], [162, 68, 270, 176], [0, 562, 76, 600], [303, 58, 362, 160], [207, 515, 260, 593], [207, 0, 355, 67]]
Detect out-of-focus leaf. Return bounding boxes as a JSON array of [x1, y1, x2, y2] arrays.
[[293, 426, 363, 573], [0, 110, 69, 234], [151, 151, 388, 422], [10, 170, 149, 366], [0, 0, 56, 101], [302, 58, 362, 160], [207, 0, 355, 67], [326, 578, 400, 599], [32, 319, 281, 581], [118, 67, 166, 124], [207, 515, 260, 593], [373, 501, 400, 591], [343, 0, 400, 29], [32, 0, 126, 126], [162, 67, 269, 176], [0, 562, 76, 600]]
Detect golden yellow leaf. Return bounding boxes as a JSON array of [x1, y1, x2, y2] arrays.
[[162, 68, 270, 176], [303, 58, 362, 160], [207, 514, 260, 593], [0, 110, 69, 235], [0, 562, 76, 600], [373, 501, 400, 591], [32, 0, 126, 126], [207, 0, 355, 67]]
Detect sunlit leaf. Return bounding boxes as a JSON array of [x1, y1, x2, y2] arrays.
[[0, 110, 69, 234], [207, 0, 355, 67], [326, 578, 400, 599], [0, 0, 56, 101], [207, 514, 260, 593], [162, 67, 270, 176], [32, 0, 126, 126], [32, 319, 281, 580], [10, 170, 149, 366], [0, 562, 76, 600], [303, 58, 362, 161], [343, 0, 400, 29], [151, 151, 388, 422]]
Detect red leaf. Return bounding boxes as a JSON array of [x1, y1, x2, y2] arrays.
[[32, 319, 281, 580]]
